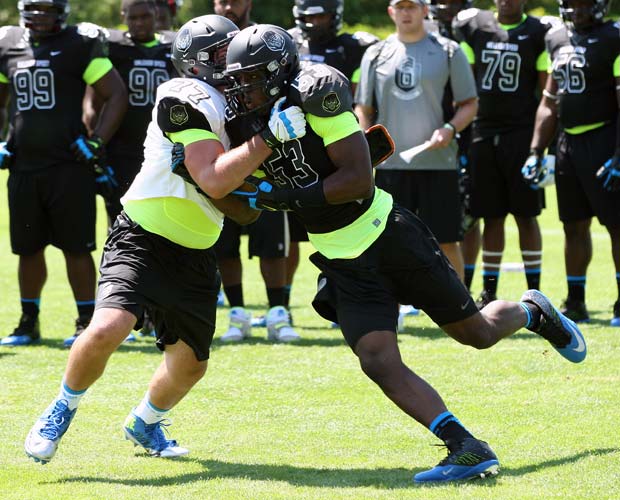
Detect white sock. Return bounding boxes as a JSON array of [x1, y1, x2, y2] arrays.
[[58, 379, 86, 411], [134, 393, 170, 424]]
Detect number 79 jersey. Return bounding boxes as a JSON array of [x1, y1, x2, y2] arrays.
[[453, 9, 549, 139], [0, 24, 110, 171], [546, 21, 620, 130]]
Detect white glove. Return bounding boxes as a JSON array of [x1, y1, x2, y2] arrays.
[[522, 153, 555, 190], [261, 97, 307, 149]]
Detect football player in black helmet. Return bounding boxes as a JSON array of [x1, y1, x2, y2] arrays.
[[222, 23, 588, 485], [428, 0, 470, 37], [0, 1, 127, 348], [526, 0, 620, 326], [293, 0, 343, 44]]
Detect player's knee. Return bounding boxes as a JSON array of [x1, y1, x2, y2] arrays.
[[356, 335, 401, 381]]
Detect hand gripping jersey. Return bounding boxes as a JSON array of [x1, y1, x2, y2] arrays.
[[288, 27, 378, 84], [121, 77, 229, 249], [0, 23, 110, 170], [105, 29, 176, 159], [453, 9, 551, 139], [546, 20, 620, 130]]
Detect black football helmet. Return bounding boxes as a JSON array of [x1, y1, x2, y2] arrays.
[[18, 0, 70, 35], [171, 15, 239, 87], [429, 0, 471, 28], [558, 0, 609, 30], [224, 24, 299, 116], [293, 0, 343, 43]]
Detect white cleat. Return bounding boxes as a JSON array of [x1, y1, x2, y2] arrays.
[[220, 307, 252, 342], [266, 306, 300, 342], [25, 399, 77, 464]]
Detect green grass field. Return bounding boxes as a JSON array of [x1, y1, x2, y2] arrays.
[[0, 172, 619, 499]]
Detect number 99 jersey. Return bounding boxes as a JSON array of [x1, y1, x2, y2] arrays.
[[105, 29, 176, 159], [546, 20, 620, 130], [453, 8, 550, 139], [0, 23, 110, 171]]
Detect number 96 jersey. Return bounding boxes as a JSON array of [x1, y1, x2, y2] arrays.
[[546, 20, 620, 130], [0, 24, 110, 171]]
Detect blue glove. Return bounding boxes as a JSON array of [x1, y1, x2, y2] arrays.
[[94, 164, 119, 201], [596, 155, 620, 192], [0, 141, 13, 169], [232, 177, 286, 211], [521, 151, 555, 190], [71, 134, 105, 167]]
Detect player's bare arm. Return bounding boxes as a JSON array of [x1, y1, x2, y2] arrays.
[[90, 68, 128, 143], [323, 130, 374, 204], [354, 103, 375, 130], [530, 76, 559, 152], [209, 194, 261, 226]]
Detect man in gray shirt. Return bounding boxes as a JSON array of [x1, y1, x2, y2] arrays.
[[355, 0, 477, 279]]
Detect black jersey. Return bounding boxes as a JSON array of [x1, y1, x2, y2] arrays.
[[231, 64, 369, 234], [546, 21, 620, 130], [453, 9, 550, 139], [106, 29, 175, 159], [0, 24, 109, 171], [288, 27, 378, 82]]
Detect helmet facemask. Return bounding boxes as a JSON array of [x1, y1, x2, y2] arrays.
[[18, 0, 70, 36]]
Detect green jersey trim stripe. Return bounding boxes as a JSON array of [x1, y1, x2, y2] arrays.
[[0, 72, 8, 84], [83, 57, 114, 85], [460, 41, 475, 65], [614, 55, 620, 77], [140, 38, 159, 48], [536, 50, 549, 72], [497, 13, 527, 31], [564, 122, 606, 135], [307, 111, 361, 147], [167, 129, 219, 146], [351, 67, 361, 84], [124, 197, 221, 249], [308, 187, 393, 259]]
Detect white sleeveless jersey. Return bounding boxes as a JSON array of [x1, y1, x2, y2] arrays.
[[121, 77, 230, 228]]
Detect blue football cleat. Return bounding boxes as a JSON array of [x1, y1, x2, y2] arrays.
[[611, 301, 620, 327], [25, 399, 77, 464], [1, 314, 40, 346], [123, 411, 189, 458], [521, 289, 587, 363], [414, 438, 500, 483]]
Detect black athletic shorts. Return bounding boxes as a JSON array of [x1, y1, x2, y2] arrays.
[[288, 212, 309, 242], [8, 164, 96, 255], [374, 169, 462, 243], [215, 210, 289, 259], [96, 213, 220, 361], [469, 127, 544, 218], [310, 205, 478, 349], [104, 154, 143, 222], [556, 124, 620, 228]]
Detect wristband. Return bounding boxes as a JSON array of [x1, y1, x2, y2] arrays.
[[443, 122, 457, 137], [260, 127, 280, 150], [280, 182, 327, 209]]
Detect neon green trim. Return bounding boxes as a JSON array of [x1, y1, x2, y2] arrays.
[[140, 38, 159, 48], [614, 55, 620, 77], [308, 188, 393, 259], [536, 50, 549, 72], [0, 72, 8, 84], [124, 197, 222, 249], [167, 129, 219, 146], [351, 67, 361, 84], [497, 13, 527, 30], [460, 42, 475, 65], [307, 111, 361, 147], [83, 58, 114, 85], [564, 122, 606, 135]]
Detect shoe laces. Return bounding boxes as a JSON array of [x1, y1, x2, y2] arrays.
[[39, 400, 73, 441], [433, 441, 487, 467], [140, 419, 176, 451]]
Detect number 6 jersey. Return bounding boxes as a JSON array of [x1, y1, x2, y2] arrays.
[[0, 24, 112, 171]]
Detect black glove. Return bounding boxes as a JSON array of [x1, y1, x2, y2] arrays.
[[596, 154, 620, 192], [94, 164, 119, 201], [0, 141, 13, 169], [232, 177, 288, 211], [71, 134, 105, 167]]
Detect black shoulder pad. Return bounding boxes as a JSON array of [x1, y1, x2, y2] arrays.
[[76, 22, 107, 41], [157, 97, 213, 134], [0, 26, 24, 54], [288, 64, 352, 118]]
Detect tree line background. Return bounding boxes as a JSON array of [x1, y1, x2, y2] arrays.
[[0, 0, 617, 32]]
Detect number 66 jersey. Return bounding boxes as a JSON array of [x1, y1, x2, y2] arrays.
[[0, 23, 111, 171]]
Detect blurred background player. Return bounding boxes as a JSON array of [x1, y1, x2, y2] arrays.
[[526, 0, 620, 326], [287, 0, 378, 317], [356, 0, 478, 283], [427, 0, 481, 293], [154, 0, 182, 31], [211, 0, 298, 342], [453, 0, 551, 308], [0, 0, 127, 347], [77, 0, 177, 346]]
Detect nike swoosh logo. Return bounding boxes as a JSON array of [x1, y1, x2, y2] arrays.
[[568, 322, 586, 353], [461, 300, 470, 310], [50, 51, 62, 56], [517, 35, 529, 40], [441, 467, 454, 476], [587, 38, 598, 43]]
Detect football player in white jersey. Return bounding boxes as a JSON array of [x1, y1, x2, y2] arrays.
[[24, 15, 306, 464]]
